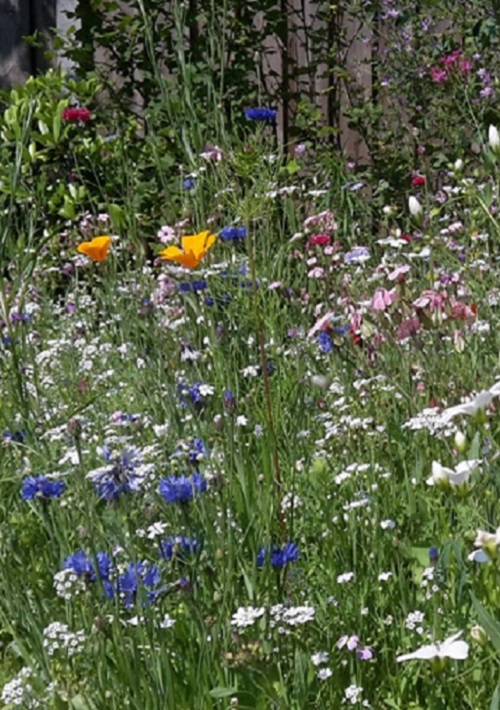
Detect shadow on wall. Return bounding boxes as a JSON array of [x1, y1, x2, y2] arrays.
[[0, 0, 56, 88]]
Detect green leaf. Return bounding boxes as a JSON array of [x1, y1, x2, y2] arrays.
[[471, 593, 500, 653], [108, 203, 125, 231], [209, 687, 237, 699], [490, 685, 500, 710]]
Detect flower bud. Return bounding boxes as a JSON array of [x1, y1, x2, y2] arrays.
[[454, 430, 467, 453], [454, 158, 464, 171], [213, 414, 224, 431], [408, 196, 423, 224], [489, 125, 500, 154], [470, 625, 488, 647], [311, 374, 330, 389]]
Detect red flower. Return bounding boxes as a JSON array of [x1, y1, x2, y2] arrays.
[[62, 107, 91, 123], [412, 175, 426, 187], [306, 233, 331, 249]]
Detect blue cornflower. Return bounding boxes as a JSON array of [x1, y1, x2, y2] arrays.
[[21, 475, 65, 501], [244, 108, 277, 122], [429, 546, 439, 564], [178, 280, 208, 293], [90, 446, 145, 502], [257, 542, 299, 569], [177, 381, 213, 409], [64, 550, 113, 584], [256, 547, 267, 568], [271, 542, 299, 568], [159, 536, 199, 560], [223, 389, 236, 412], [3, 429, 26, 444], [317, 331, 334, 353], [204, 294, 232, 307], [188, 438, 207, 463], [183, 177, 196, 190], [220, 226, 247, 241], [333, 325, 350, 337], [159, 473, 207, 504], [117, 561, 164, 607]]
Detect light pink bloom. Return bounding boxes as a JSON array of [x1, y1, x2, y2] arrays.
[[413, 290, 447, 311], [371, 287, 397, 312], [308, 267, 325, 279], [388, 265, 410, 281], [308, 311, 334, 338]]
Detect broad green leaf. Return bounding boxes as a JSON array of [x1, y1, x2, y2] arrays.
[[471, 594, 500, 653]]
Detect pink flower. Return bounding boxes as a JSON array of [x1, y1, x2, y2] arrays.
[[430, 66, 448, 83], [449, 300, 476, 323], [459, 58, 473, 73], [338, 635, 359, 651], [62, 107, 91, 122], [396, 317, 421, 341], [387, 265, 410, 282], [308, 267, 325, 279], [308, 311, 334, 338], [413, 290, 447, 311], [442, 49, 462, 65], [371, 287, 397, 312]]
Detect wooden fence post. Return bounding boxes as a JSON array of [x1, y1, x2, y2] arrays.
[[0, 0, 32, 87]]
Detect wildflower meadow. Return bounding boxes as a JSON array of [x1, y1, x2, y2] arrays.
[[2, 1, 500, 708]]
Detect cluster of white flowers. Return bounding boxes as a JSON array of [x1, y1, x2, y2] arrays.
[[270, 604, 315, 628], [230, 606, 266, 629], [42, 622, 86, 657], [231, 604, 316, 631], [337, 572, 355, 585], [1, 667, 40, 708], [53, 568, 86, 600], [343, 684, 365, 705], [403, 407, 455, 438], [405, 611, 425, 634], [311, 651, 330, 666], [281, 492, 302, 512]]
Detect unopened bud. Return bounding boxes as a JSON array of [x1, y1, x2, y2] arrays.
[[454, 430, 467, 453], [470, 625, 488, 646]]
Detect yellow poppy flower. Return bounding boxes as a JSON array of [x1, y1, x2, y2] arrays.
[[77, 236, 112, 262], [159, 230, 217, 269]]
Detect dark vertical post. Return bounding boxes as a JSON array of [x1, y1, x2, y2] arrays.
[[0, 0, 32, 87]]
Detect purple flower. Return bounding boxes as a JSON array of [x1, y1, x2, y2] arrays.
[[258, 542, 299, 569], [90, 446, 144, 502], [244, 108, 277, 122], [357, 646, 374, 660], [159, 473, 207, 504], [117, 561, 164, 607], [159, 536, 199, 560], [21, 475, 65, 501], [317, 331, 334, 353], [64, 550, 113, 586], [220, 226, 247, 241], [338, 635, 359, 651]]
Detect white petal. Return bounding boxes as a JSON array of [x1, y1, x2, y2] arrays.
[[397, 644, 437, 662], [443, 640, 469, 660], [468, 549, 490, 563]]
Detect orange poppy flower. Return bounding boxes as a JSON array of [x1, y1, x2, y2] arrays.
[[159, 230, 217, 269], [77, 236, 112, 262]]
